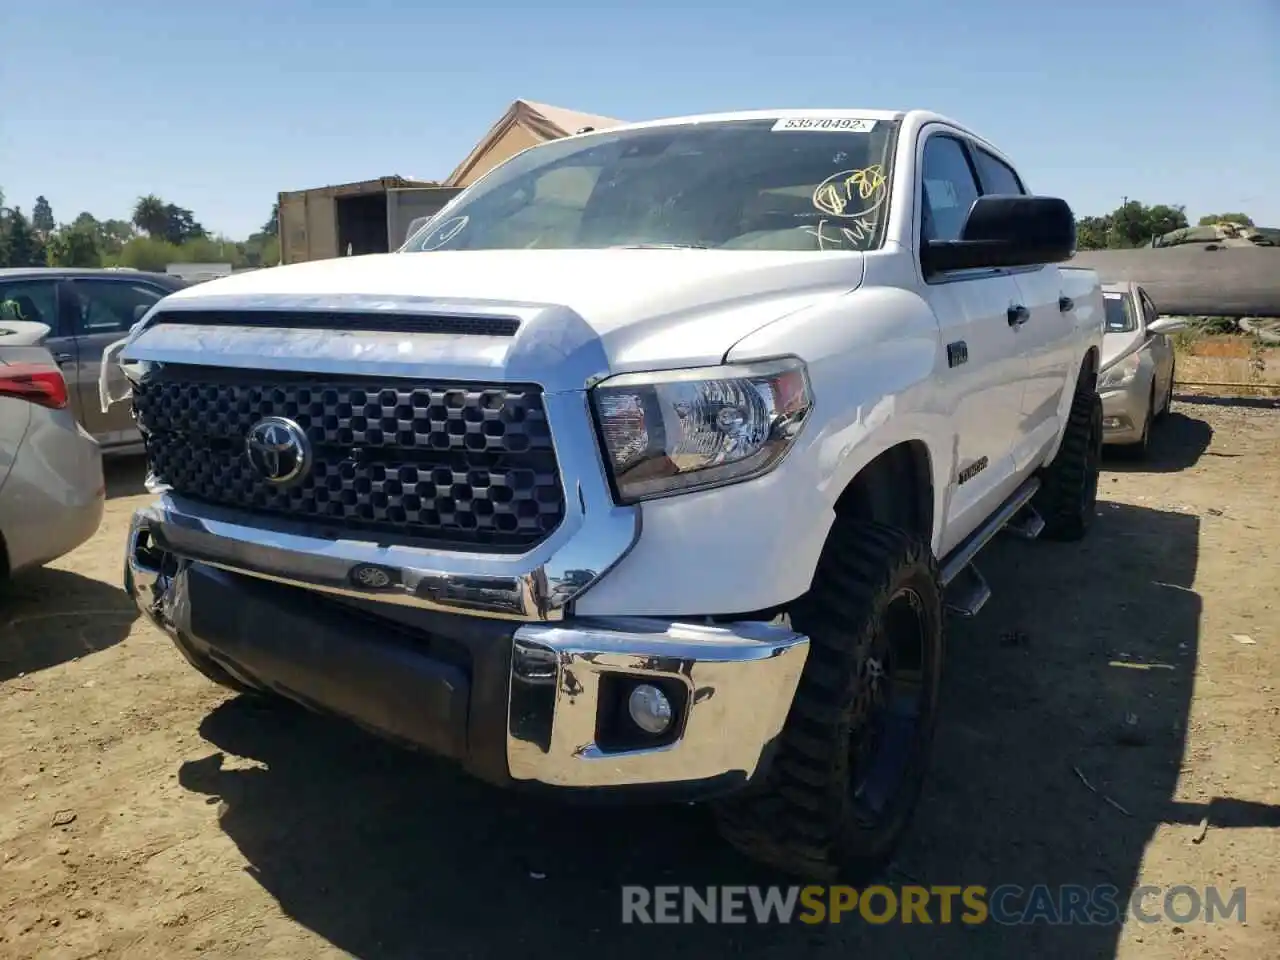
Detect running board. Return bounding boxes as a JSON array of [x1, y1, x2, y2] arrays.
[[944, 564, 991, 618], [1002, 504, 1046, 541], [939, 477, 1041, 588]]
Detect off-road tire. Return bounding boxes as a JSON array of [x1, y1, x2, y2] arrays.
[[1033, 375, 1103, 541], [712, 519, 944, 881]]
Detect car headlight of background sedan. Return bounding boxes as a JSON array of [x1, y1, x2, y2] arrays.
[[591, 357, 814, 503], [1099, 352, 1142, 389]]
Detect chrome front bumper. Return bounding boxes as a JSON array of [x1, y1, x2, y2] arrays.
[[508, 620, 808, 788], [126, 521, 809, 792]]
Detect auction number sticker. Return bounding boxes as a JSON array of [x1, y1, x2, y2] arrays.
[[771, 117, 877, 132]]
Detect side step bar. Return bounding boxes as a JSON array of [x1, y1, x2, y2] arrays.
[[945, 564, 991, 619], [940, 478, 1042, 617]]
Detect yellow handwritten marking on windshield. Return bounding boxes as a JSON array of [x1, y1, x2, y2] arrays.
[[803, 216, 877, 251], [812, 165, 887, 218]]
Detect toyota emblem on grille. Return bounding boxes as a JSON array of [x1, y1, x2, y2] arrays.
[[245, 416, 311, 485]]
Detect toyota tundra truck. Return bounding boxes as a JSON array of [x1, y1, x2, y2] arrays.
[[109, 109, 1105, 880]]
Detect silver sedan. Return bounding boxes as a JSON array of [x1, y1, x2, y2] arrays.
[[1097, 281, 1188, 458], [0, 323, 104, 577]]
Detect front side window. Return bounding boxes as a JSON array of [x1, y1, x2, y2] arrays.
[[920, 136, 981, 243], [1139, 291, 1159, 326], [1103, 293, 1138, 332], [402, 118, 900, 253]]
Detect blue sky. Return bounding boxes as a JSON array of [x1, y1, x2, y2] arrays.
[[4, 0, 1277, 239]]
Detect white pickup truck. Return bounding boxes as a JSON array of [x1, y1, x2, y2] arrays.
[[114, 109, 1105, 880]]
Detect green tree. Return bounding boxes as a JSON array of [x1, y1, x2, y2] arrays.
[[32, 195, 55, 237], [0, 187, 9, 266], [1076, 201, 1190, 250], [4, 208, 38, 266], [1197, 212, 1254, 227], [114, 235, 182, 272], [1075, 215, 1110, 251], [262, 202, 279, 237], [99, 218, 134, 254], [46, 223, 102, 267], [1110, 201, 1188, 247], [132, 194, 169, 238], [162, 204, 206, 245]]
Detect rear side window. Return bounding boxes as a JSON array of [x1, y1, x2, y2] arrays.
[[0, 280, 59, 330], [971, 147, 1026, 196], [920, 136, 981, 243]]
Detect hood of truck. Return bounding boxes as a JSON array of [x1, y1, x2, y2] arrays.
[[125, 249, 863, 388]]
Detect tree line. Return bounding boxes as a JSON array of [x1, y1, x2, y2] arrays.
[[1074, 203, 1258, 250], [0, 188, 1262, 270], [0, 188, 279, 272]]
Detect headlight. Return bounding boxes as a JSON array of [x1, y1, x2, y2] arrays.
[[1099, 352, 1141, 389], [591, 357, 814, 503]]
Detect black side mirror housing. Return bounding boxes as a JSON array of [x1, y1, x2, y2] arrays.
[[924, 195, 1076, 275]]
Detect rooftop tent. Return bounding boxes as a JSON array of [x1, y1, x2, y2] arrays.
[[444, 99, 625, 188]]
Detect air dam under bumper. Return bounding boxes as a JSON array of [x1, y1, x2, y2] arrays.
[[125, 511, 810, 796]]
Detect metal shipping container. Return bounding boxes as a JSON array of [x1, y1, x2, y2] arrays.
[[278, 177, 461, 264]]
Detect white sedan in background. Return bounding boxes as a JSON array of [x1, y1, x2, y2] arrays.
[[1097, 281, 1188, 458]]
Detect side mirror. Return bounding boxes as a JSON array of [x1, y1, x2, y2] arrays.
[[924, 195, 1076, 274], [1147, 316, 1190, 335]]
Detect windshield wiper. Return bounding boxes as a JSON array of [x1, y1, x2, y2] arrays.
[[609, 242, 709, 250]]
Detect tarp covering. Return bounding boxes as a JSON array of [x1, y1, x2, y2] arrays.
[[445, 99, 624, 188], [1070, 247, 1280, 317]]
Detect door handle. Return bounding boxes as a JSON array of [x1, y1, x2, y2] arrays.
[[1058, 295, 1074, 312], [54, 352, 75, 366], [1007, 305, 1030, 327]]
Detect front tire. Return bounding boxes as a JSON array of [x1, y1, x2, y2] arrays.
[[1156, 363, 1175, 420], [712, 520, 944, 881], [1033, 375, 1103, 541], [1119, 386, 1155, 461]]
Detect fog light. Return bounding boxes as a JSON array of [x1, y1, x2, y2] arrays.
[[627, 683, 673, 734], [1103, 416, 1122, 429]]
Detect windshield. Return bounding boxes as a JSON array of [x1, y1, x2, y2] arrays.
[[1103, 293, 1138, 332], [401, 118, 899, 253]]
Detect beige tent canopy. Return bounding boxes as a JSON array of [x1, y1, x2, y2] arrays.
[[445, 99, 625, 188]]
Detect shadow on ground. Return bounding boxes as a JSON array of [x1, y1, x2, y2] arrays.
[[104, 454, 148, 499], [176, 500, 1274, 959], [1173, 392, 1280, 411], [1104, 410, 1212, 473], [0, 567, 138, 681]]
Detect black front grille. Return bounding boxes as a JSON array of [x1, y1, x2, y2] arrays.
[[133, 365, 566, 551]]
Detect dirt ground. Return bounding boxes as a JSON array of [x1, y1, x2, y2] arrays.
[[2, 398, 1278, 960]]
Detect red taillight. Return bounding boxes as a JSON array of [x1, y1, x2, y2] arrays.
[[0, 363, 70, 409]]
